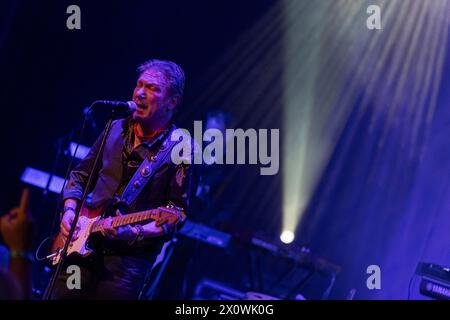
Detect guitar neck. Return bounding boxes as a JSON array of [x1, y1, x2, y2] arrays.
[[91, 210, 158, 233]]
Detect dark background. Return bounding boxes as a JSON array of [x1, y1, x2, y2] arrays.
[[2, 0, 450, 300]]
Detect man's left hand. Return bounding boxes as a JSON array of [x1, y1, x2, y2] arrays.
[[99, 210, 138, 241]]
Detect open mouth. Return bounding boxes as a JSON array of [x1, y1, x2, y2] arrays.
[[135, 102, 147, 110]]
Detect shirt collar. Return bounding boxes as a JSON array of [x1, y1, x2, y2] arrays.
[[125, 117, 173, 149]]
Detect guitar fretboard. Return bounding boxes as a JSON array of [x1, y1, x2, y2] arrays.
[[90, 210, 159, 233]]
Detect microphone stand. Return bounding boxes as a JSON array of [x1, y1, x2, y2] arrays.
[[35, 132, 71, 298], [43, 107, 123, 300]]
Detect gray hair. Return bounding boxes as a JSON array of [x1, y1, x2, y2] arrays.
[[137, 59, 185, 100]]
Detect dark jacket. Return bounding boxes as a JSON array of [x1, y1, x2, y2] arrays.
[[63, 117, 192, 254]]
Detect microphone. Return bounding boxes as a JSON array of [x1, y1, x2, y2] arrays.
[[91, 100, 137, 113]]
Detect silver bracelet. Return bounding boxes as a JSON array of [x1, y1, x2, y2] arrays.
[[60, 206, 76, 219]]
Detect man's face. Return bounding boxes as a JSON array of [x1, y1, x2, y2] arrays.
[[132, 69, 176, 124]]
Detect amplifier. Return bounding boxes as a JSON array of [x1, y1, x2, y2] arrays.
[[416, 262, 450, 284], [420, 278, 450, 300], [416, 262, 450, 300]]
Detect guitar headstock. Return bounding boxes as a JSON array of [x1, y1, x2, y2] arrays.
[[153, 204, 186, 227]]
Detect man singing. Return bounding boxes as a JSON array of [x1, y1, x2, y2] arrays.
[[52, 59, 192, 299]]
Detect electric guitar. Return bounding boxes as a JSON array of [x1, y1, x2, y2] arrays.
[[49, 204, 186, 265]]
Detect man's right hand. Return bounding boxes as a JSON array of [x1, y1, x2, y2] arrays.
[[60, 210, 80, 240]]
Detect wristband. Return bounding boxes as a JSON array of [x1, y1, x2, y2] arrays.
[[63, 206, 76, 213], [61, 206, 76, 219]]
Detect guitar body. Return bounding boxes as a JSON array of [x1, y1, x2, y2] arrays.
[[50, 206, 103, 266]]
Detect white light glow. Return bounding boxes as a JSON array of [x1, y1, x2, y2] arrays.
[[280, 230, 295, 244]]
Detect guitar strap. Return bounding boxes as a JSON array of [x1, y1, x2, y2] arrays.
[[116, 125, 180, 207]]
